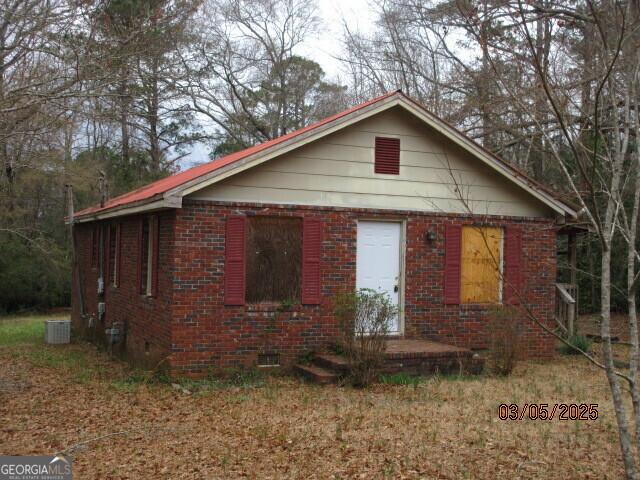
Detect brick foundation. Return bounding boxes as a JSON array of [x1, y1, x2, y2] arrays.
[[71, 200, 557, 377]]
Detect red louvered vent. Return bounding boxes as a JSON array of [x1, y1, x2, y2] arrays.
[[375, 137, 400, 174], [302, 217, 322, 305], [225, 216, 246, 305], [443, 224, 462, 304], [503, 226, 523, 305]]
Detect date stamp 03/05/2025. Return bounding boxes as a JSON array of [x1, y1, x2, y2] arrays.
[[498, 403, 599, 421]]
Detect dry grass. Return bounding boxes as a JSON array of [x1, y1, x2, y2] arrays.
[[580, 313, 632, 342], [0, 315, 627, 479]]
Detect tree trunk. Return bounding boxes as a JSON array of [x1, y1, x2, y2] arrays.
[[602, 241, 639, 479], [148, 54, 161, 174], [530, 0, 550, 180], [119, 71, 130, 169], [628, 90, 640, 453], [478, 0, 494, 151], [628, 233, 640, 452], [149, 83, 160, 173], [588, 239, 597, 311], [0, 49, 14, 216]]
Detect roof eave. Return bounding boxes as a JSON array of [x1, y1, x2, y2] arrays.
[[69, 195, 182, 224]]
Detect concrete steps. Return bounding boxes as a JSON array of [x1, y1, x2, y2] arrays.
[[294, 362, 340, 384], [295, 340, 485, 384], [312, 353, 350, 373]]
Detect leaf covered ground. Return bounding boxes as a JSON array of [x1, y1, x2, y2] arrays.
[[0, 314, 626, 479]]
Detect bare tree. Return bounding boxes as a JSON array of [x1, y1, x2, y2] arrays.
[[91, 0, 203, 176], [179, 0, 348, 153], [455, 1, 640, 477], [0, 0, 95, 214], [339, 0, 576, 178]]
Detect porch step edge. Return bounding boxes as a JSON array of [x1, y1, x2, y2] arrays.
[[294, 363, 339, 384], [313, 353, 350, 372]]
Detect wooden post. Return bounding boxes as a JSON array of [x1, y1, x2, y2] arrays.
[[568, 232, 577, 285], [568, 301, 575, 337], [568, 232, 577, 336]]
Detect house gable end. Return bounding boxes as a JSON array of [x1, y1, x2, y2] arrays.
[[189, 106, 557, 218], [73, 92, 574, 222]]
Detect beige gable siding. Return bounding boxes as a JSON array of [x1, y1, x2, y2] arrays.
[[190, 107, 554, 218]]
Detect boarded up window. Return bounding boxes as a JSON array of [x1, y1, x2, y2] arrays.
[[461, 226, 503, 304], [246, 216, 302, 303]]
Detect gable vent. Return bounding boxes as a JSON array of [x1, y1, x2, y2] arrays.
[[374, 137, 400, 175]]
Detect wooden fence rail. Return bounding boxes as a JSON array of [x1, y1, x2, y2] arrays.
[[555, 283, 578, 337]]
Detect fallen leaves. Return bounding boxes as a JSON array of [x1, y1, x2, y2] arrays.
[[0, 340, 627, 479]]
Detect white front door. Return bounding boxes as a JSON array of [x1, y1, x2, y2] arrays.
[[356, 221, 402, 334]]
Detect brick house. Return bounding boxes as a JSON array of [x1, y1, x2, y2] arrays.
[[70, 91, 576, 376]]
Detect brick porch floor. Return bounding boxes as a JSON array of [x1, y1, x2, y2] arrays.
[[385, 338, 472, 358], [296, 338, 484, 383]]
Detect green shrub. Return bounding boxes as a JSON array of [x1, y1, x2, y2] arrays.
[[486, 306, 521, 376], [560, 334, 592, 355], [334, 288, 397, 387]]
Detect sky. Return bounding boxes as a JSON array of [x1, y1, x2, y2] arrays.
[[183, 0, 377, 167], [308, 0, 376, 80]]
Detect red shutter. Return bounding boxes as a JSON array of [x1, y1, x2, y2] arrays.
[[104, 226, 111, 285], [375, 137, 400, 174], [443, 224, 462, 304], [115, 223, 121, 287], [503, 226, 523, 305], [224, 216, 246, 305], [137, 218, 144, 294], [89, 228, 94, 267], [90, 227, 97, 268], [151, 216, 160, 297], [302, 217, 322, 305]]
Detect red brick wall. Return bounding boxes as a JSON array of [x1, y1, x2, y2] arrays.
[[71, 212, 175, 368], [169, 200, 557, 375], [71, 200, 557, 375]]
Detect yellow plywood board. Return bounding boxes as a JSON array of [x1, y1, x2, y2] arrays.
[[461, 226, 502, 303]]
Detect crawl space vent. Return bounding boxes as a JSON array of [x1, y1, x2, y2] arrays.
[[257, 353, 280, 367]]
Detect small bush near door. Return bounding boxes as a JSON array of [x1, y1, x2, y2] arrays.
[[486, 306, 521, 376], [334, 289, 397, 387]]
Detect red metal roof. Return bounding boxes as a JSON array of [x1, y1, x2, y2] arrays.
[[74, 91, 399, 219]]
